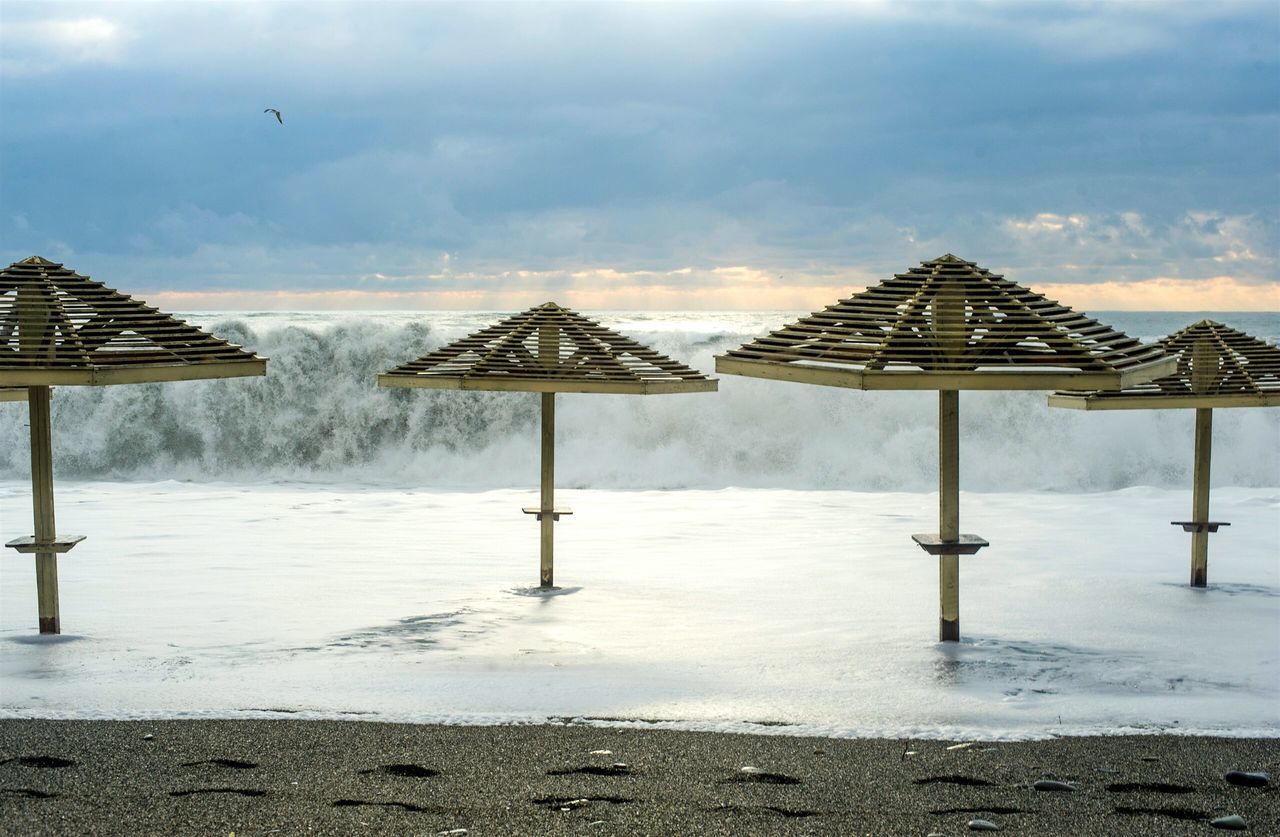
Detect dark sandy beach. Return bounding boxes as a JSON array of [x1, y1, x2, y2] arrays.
[[1, 721, 1277, 835]]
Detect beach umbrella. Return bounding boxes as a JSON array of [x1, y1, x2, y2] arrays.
[[1049, 320, 1279, 587], [0, 256, 267, 634], [378, 302, 717, 588], [714, 254, 1175, 642]]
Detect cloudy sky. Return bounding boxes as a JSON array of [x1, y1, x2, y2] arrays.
[[1, 0, 1277, 310]]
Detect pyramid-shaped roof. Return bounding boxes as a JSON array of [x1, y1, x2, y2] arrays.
[[378, 302, 718, 394], [715, 254, 1175, 391], [0, 256, 266, 386], [1049, 320, 1280, 410]]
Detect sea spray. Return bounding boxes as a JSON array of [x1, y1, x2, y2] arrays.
[[0, 311, 1276, 490]]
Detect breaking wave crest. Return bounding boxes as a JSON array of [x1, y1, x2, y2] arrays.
[[0, 314, 1276, 490]]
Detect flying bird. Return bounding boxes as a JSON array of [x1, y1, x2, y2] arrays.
[[264, 108, 282, 124]]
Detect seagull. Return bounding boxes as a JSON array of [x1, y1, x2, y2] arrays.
[[264, 108, 282, 124]]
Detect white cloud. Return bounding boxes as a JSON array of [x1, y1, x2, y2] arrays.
[[889, 0, 1265, 63], [1, 14, 129, 76], [1005, 213, 1086, 234], [999, 209, 1277, 286]]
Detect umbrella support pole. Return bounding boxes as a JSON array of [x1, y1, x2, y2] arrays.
[[939, 389, 960, 642], [1188, 408, 1213, 587], [911, 394, 988, 639], [29, 386, 60, 634], [522, 393, 572, 588], [540, 392, 555, 587], [1170, 409, 1230, 579], [5, 386, 85, 634]]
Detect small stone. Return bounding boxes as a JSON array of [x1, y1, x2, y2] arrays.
[[947, 742, 974, 751], [740, 766, 762, 774], [1224, 770, 1271, 788], [142, 734, 154, 741], [968, 819, 1000, 831], [1033, 779, 1077, 792], [1139, 755, 1159, 762], [589, 750, 612, 756], [1210, 815, 1248, 830], [436, 831, 467, 837], [611, 762, 628, 769]]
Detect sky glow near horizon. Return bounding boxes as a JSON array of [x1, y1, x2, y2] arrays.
[[1, 1, 1277, 310]]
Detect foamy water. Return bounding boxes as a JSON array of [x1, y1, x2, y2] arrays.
[[0, 311, 1276, 490], [1, 483, 1277, 739], [1, 310, 1277, 738]]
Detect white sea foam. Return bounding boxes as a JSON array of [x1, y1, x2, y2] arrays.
[[1, 311, 1276, 490], [1, 483, 1276, 738], [1, 311, 1277, 738]]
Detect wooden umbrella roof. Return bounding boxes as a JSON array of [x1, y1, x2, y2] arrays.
[[716, 254, 1175, 391], [0, 256, 266, 386], [378, 302, 718, 394], [1049, 320, 1280, 410]]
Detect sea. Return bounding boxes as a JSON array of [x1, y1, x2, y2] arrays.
[[1, 310, 1277, 740]]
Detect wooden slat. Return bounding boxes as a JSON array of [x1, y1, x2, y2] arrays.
[[714, 255, 1170, 391], [1049, 321, 1280, 410], [0, 359, 266, 386], [378, 371, 717, 395], [716, 354, 1173, 391], [1049, 392, 1280, 411], [0, 256, 267, 384], [380, 302, 718, 395]]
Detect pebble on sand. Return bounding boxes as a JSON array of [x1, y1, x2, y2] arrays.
[[1211, 814, 1248, 830], [968, 818, 1001, 831], [1033, 779, 1077, 792], [1224, 770, 1271, 788]]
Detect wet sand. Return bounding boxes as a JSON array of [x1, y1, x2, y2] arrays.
[[1, 720, 1277, 835]]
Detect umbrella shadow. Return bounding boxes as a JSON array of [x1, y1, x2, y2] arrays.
[[1158, 582, 1279, 598]]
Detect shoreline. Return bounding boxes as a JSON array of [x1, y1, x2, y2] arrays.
[[3, 720, 1277, 835], [3, 709, 1279, 743]]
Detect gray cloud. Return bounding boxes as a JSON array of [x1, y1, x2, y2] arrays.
[[1, 0, 1276, 300]]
